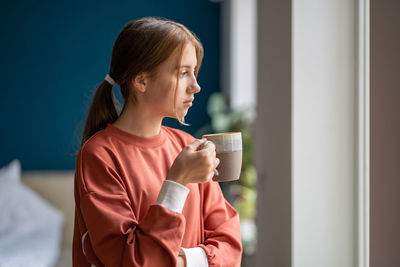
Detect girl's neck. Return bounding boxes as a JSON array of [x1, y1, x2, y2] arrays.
[[112, 103, 163, 138]]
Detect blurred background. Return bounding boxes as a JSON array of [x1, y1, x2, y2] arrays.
[[1, 0, 399, 267], [0, 0, 222, 170]]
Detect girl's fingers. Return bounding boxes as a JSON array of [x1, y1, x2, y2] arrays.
[[215, 158, 220, 168], [200, 140, 212, 149], [188, 139, 207, 152]]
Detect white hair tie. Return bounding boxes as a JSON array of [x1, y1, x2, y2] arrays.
[[104, 74, 116, 86]]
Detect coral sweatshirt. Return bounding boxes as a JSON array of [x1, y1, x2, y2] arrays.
[[73, 124, 242, 267]]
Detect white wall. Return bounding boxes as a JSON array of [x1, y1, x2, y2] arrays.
[[292, 0, 356, 266], [227, 0, 257, 109]]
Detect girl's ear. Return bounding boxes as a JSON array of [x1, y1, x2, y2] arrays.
[[131, 72, 148, 93]]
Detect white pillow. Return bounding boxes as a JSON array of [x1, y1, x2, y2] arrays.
[[0, 160, 65, 267], [0, 159, 20, 183], [0, 159, 23, 234]]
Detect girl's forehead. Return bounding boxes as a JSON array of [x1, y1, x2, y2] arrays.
[[162, 44, 197, 70], [180, 44, 197, 66]]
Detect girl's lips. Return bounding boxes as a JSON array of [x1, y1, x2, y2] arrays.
[[183, 98, 194, 106]]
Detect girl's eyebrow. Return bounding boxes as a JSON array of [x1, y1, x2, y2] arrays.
[[176, 65, 197, 69]]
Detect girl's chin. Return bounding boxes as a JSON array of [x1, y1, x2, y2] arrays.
[[179, 106, 190, 114]]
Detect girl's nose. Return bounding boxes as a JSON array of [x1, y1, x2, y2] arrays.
[[188, 81, 201, 94]]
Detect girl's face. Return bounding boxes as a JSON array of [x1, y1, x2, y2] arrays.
[[143, 43, 201, 119]]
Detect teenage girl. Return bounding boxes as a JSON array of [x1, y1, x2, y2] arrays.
[[73, 17, 242, 267]]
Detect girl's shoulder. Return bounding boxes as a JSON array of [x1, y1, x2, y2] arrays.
[[78, 127, 115, 158]]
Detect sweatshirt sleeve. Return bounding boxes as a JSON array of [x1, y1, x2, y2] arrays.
[[198, 181, 243, 267], [76, 147, 186, 267]]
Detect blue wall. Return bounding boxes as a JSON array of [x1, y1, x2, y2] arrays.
[[0, 0, 221, 170]]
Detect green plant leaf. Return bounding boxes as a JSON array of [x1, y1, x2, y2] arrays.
[[211, 113, 230, 133]]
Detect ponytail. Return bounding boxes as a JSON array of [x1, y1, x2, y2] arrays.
[[81, 81, 119, 145]]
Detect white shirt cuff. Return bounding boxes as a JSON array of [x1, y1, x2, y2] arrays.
[[156, 180, 190, 213], [181, 247, 209, 267]]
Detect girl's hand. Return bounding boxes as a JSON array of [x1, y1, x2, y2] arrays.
[[167, 139, 220, 185]]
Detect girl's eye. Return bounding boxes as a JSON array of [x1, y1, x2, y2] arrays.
[[179, 69, 197, 78]]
